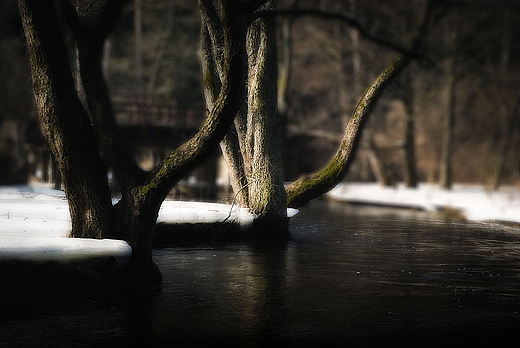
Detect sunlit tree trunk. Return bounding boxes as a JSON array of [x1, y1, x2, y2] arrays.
[[200, 0, 289, 238], [245, 2, 288, 234]]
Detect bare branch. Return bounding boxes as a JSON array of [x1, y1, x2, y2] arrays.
[[251, 8, 422, 60]]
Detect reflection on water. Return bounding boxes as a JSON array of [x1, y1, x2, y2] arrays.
[[2, 201, 520, 347]]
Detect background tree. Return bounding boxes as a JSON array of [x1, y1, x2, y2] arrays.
[[438, 12, 458, 190], [0, 0, 33, 183]]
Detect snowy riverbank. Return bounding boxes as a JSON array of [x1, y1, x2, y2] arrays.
[[328, 182, 520, 224], [0, 185, 298, 263], [2, 182, 519, 263], [0, 186, 132, 264]]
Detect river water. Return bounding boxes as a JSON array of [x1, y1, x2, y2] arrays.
[[1, 201, 520, 347]]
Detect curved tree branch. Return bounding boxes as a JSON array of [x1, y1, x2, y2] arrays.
[[200, 23, 249, 205], [285, 0, 442, 208], [285, 54, 412, 208]]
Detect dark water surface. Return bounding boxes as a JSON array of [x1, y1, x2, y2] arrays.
[[2, 201, 520, 347]]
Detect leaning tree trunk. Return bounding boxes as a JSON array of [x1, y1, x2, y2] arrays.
[[19, 0, 114, 239], [199, 10, 250, 207]]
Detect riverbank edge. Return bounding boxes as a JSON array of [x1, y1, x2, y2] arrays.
[[327, 182, 520, 229]]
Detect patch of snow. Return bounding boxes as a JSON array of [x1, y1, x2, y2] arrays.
[[0, 185, 299, 263], [157, 201, 299, 226], [0, 237, 131, 264], [329, 182, 520, 224], [0, 185, 129, 264], [287, 208, 299, 218], [157, 200, 256, 226]]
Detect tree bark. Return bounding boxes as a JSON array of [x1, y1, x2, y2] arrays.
[[246, 1, 288, 232], [19, 0, 114, 239], [200, 0, 289, 239], [199, 24, 249, 206]]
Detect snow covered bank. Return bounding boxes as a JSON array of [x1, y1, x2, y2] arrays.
[[0, 185, 298, 262], [158, 200, 298, 227], [329, 182, 520, 224], [0, 186, 131, 265]]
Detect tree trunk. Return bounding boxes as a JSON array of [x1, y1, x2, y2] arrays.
[[490, 94, 520, 190], [245, 2, 288, 236], [489, 7, 515, 191], [277, 17, 292, 120], [22, 0, 246, 277], [439, 32, 456, 190], [200, 0, 289, 239], [19, 0, 114, 239], [134, 0, 144, 98], [402, 70, 418, 188], [366, 135, 392, 186]]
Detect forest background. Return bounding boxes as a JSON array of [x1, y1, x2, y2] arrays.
[[1, 0, 519, 191]]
